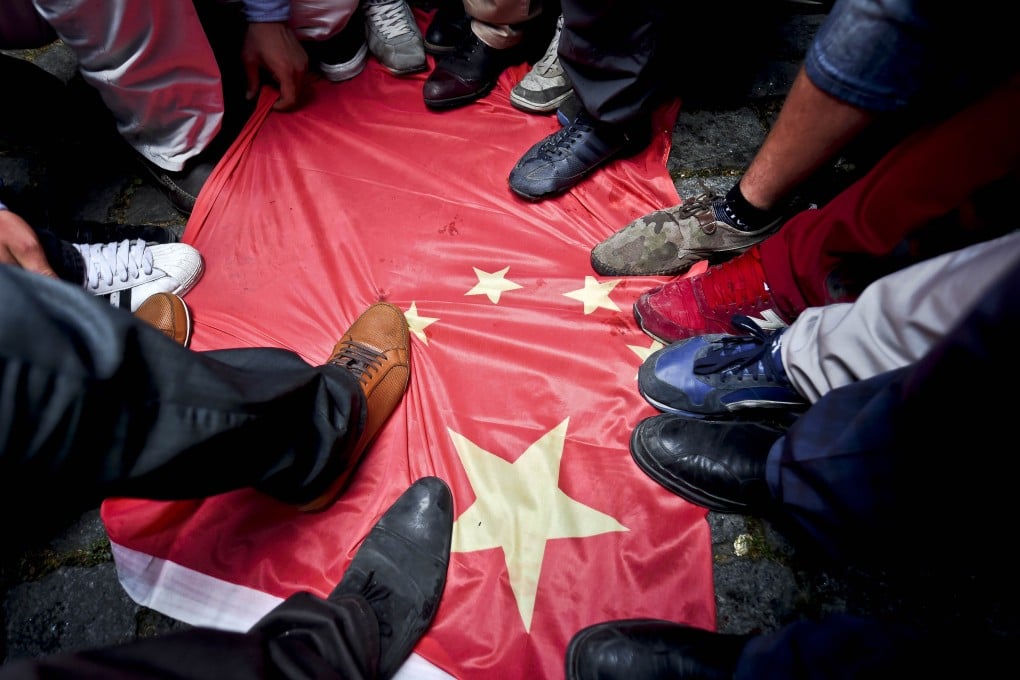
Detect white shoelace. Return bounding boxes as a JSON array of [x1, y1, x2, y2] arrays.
[[364, 1, 415, 39], [75, 239, 154, 290]]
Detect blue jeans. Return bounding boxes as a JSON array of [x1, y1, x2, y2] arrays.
[[805, 0, 1014, 113]]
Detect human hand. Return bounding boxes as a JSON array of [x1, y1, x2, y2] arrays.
[[242, 21, 310, 111], [0, 209, 57, 278]]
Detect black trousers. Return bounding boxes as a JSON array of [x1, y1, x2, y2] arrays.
[[734, 254, 1020, 677], [0, 264, 366, 529], [0, 264, 384, 677]]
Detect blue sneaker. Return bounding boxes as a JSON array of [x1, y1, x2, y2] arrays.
[[638, 315, 806, 418], [508, 109, 648, 201]]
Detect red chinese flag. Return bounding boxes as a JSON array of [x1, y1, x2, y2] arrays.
[[101, 15, 715, 679]]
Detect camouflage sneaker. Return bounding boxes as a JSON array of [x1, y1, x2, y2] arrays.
[[590, 193, 785, 277]]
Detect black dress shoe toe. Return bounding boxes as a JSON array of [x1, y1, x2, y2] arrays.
[[566, 619, 751, 680], [630, 414, 783, 513], [329, 477, 454, 678]]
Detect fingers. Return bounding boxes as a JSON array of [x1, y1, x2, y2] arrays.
[[0, 211, 58, 278]]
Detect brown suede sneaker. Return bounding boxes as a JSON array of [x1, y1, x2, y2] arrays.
[[135, 292, 192, 347], [300, 302, 411, 511]]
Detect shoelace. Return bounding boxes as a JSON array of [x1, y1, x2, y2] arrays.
[[364, 0, 415, 39], [531, 17, 563, 76], [540, 112, 596, 160], [77, 239, 154, 290], [358, 570, 394, 637], [693, 315, 785, 384], [329, 340, 385, 382], [675, 193, 720, 219]]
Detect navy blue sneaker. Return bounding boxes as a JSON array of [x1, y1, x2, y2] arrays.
[[508, 109, 648, 201], [638, 315, 806, 418]]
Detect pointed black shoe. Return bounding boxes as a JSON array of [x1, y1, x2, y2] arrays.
[[566, 619, 751, 680], [423, 32, 525, 109], [330, 477, 454, 679], [508, 109, 651, 200], [630, 414, 784, 514]]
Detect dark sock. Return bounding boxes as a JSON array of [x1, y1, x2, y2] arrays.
[[719, 183, 782, 232]]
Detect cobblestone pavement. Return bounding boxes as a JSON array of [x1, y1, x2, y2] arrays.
[[6, 1, 1002, 671]]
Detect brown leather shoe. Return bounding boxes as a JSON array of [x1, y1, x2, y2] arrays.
[[299, 302, 411, 511], [135, 292, 192, 347]]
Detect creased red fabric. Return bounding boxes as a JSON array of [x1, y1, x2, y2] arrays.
[[102, 13, 715, 679]]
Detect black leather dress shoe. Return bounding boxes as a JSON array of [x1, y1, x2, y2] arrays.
[[424, 0, 472, 55], [566, 619, 751, 680], [630, 413, 784, 513], [329, 477, 454, 678], [508, 109, 650, 200], [423, 32, 522, 109]]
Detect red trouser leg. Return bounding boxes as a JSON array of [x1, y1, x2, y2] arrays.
[[761, 75, 1020, 321]]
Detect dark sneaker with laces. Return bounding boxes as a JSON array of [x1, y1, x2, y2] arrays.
[[300, 302, 411, 512], [423, 31, 524, 109], [639, 314, 806, 418], [633, 244, 788, 344], [328, 476, 453, 679], [508, 109, 649, 200], [591, 192, 787, 277]]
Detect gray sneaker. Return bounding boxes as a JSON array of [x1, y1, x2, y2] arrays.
[[590, 193, 785, 277], [510, 15, 572, 114], [363, 0, 426, 75]]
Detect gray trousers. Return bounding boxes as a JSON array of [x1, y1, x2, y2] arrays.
[[782, 229, 1020, 402]]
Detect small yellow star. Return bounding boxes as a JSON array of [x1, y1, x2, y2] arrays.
[[563, 276, 622, 314], [450, 419, 628, 631], [465, 266, 523, 304], [628, 339, 664, 364], [404, 301, 439, 345]]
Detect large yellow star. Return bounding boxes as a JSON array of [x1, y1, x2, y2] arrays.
[[563, 276, 621, 314], [465, 266, 523, 304], [449, 419, 628, 631], [404, 301, 439, 345]]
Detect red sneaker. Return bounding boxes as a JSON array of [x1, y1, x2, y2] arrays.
[[633, 245, 789, 344]]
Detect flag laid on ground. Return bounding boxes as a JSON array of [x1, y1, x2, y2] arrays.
[[102, 16, 716, 678]]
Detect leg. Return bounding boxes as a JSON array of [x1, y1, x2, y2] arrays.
[[0, 478, 454, 680], [557, 0, 673, 127], [761, 73, 1020, 319], [766, 254, 1020, 563], [32, 0, 223, 172], [781, 229, 1020, 401], [288, 0, 360, 41], [0, 266, 365, 522]]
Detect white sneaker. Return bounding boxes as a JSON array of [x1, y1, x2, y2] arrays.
[[73, 239, 204, 312], [363, 0, 427, 75], [510, 15, 573, 114]]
